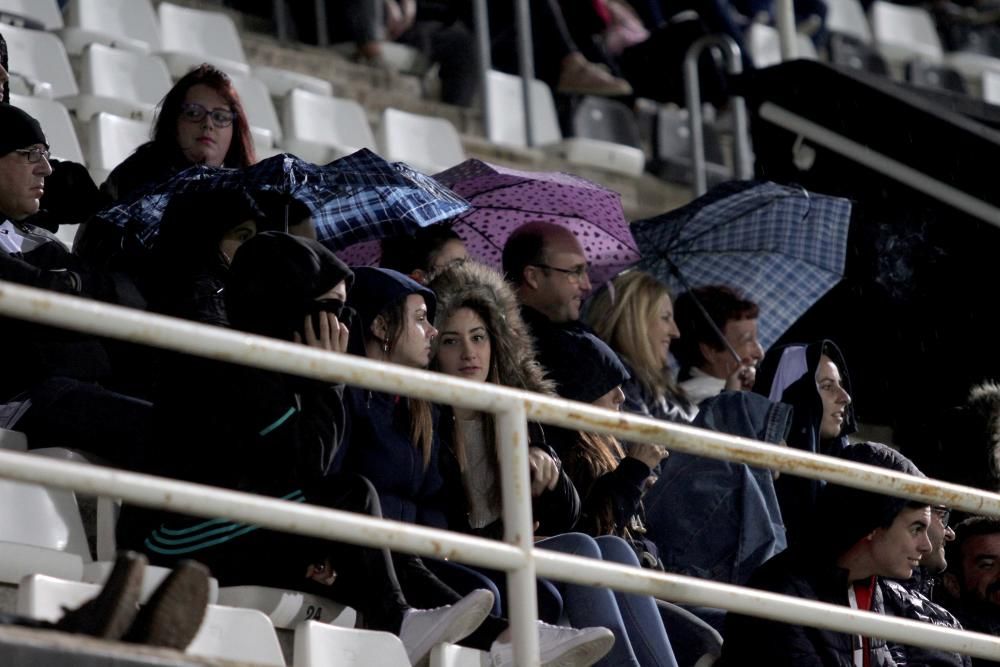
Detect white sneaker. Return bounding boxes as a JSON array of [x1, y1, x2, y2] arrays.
[[399, 588, 495, 667], [490, 622, 615, 667]]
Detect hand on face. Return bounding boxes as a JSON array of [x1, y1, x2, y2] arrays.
[[295, 312, 349, 353]]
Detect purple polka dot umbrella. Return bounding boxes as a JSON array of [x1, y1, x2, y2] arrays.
[[336, 159, 639, 287]]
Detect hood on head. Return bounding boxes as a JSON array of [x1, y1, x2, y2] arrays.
[[429, 260, 555, 395], [226, 231, 354, 340]]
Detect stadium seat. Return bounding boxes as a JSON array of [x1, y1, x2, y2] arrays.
[[82, 561, 220, 605], [376, 107, 466, 175], [230, 73, 283, 149], [984, 70, 1000, 105], [253, 66, 334, 98], [0, 428, 28, 451], [0, 0, 62, 30], [293, 621, 409, 667], [156, 2, 251, 79], [59, 0, 160, 55], [8, 94, 85, 164], [824, 0, 872, 44], [281, 89, 377, 164], [2, 23, 79, 99], [747, 24, 819, 69], [217, 586, 355, 630], [74, 44, 171, 123], [0, 448, 95, 584], [486, 70, 645, 177], [188, 604, 286, 666], [869, 1, 943, 67], [906, 60, 967, 94], [17, 574, 100, 622], [87, 113, 152, 186], [654, 104, 730, 186], [429, 643, 491, 666], [568, 96, 646, 176]]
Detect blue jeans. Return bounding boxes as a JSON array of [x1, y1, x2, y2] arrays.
[[538, 533, 678, 667]]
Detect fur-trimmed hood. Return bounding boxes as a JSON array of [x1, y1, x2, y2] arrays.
[[429, 260, 555, 396], [938, 380, 1000, 492]]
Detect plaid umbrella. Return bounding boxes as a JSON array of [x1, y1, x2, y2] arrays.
[[95, 150, 470, 252], [632, 180, 852, 351], [340, 159, 635, 286]]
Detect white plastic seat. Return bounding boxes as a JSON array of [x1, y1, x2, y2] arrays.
[[230, 73, 283, 149], [377, 108, 466, 175], [0, 428, 28, 451], [87, 113, 152, 187], [0, 448, 95, 583], [869, 0, 944, 66], [188, 604, 286, 666], [217, 585, 355, 630], [430, 643, 491, 667], [984, 70, 1000, 104], [2, 23, 79, 99], [747, 24, 819, 69], [59, 0, 161, 55], [293, 621, 409, 667], [0, 0, 63, 30], [253, 65, 334, 98], [825, 0, 873, 44], [82, 561, 220, 605], [485, 70, 645, 177], [7, 94, 84, 164], [156, 2, 251, 79], [73, 44, 172, 122], [281, 89, 377, 164], [17, 574, 100, 621]]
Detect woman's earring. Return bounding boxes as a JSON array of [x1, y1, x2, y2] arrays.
[[382, 340, 390, 355]]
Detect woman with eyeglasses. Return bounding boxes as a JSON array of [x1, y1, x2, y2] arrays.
[[76, 64, 256, 268]]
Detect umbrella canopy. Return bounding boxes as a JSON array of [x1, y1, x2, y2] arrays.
[[95, 149, 470, 253], [632, 180, 852, 351], [429, 159, 638, 287]]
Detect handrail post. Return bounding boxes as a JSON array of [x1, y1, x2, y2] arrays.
[[496, 401, 540, 666], [775, 0, 798, 61], [514, 0, 536, 147], [314, 0, 329, 47], [684, 34, 754, 195], [473, 0, 494, 141]]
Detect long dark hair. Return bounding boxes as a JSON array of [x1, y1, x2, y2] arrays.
[[1, 31, 10, 104], [152, 64, 255, 168]]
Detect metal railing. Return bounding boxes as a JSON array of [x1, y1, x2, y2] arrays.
[[3, 279, 1000, 665]]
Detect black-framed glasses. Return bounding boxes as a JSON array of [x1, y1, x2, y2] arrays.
[[15, 146, 50, 163], [180, 102, 237, 127], [530, 263, 590, 283], [932, 506, 951, 528]]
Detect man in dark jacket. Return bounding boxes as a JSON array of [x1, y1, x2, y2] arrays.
[[880, 496, 970, 666], [722, 442, 933, 666], [0, 103, 149, 463], [940, 517, 1000, 666]]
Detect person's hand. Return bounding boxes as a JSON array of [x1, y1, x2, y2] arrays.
[[305, 559, 337, 585], [724, 362, 757, 391], [385, 0, 416, 39], [294, 312, 349, 353], [627, 442, 669, 469], [528, 448, 560, 497]]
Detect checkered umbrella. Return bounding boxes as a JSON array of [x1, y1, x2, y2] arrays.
[[632, 180, 852, 351], [95, 150, 470, 252]]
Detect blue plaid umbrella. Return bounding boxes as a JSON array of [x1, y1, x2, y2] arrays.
[[632, 180, 852, 351], [95, 149, 470, 252]]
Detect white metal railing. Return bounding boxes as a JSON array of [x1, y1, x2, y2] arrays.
[[3, 279, 1000, 664]]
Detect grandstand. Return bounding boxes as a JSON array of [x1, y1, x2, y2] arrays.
[[3, 0, 1000, 665]]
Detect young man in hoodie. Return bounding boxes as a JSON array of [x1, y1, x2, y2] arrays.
[[722, 442, 933, 666]]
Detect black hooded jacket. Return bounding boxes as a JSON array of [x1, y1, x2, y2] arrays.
[[754, 339, 858, 543]]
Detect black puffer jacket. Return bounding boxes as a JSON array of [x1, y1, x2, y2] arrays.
[[880, 572, 971, 667]]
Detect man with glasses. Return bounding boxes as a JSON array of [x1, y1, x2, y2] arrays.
[[0, 103, 150, 464], [881, 504, 970, 667], [941, 516, 1000, 664]]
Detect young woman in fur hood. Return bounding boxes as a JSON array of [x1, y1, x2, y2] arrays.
[[430, 261, 683, 667]]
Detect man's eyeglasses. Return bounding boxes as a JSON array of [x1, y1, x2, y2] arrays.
[[932, 506, 951, 528], [15, 147, 50, 164], [530, 263, 590, 283], [180, 103, 237, 127]]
